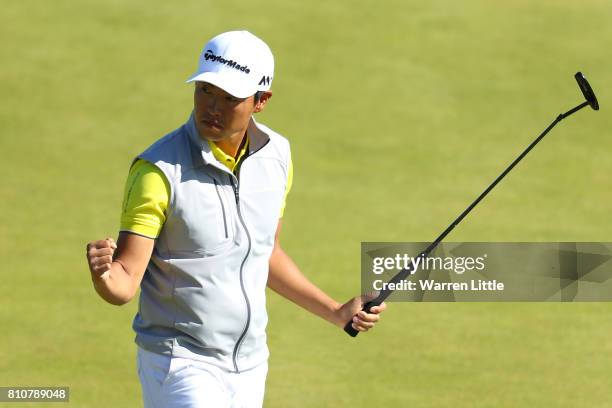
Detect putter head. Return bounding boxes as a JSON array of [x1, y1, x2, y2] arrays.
[[575, 72, 599, 110]]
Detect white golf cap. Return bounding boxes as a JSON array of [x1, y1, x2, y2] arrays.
[[186, 30, 274, 98]]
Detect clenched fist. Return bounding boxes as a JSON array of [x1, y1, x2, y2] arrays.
[[86, 237, 117, 280]]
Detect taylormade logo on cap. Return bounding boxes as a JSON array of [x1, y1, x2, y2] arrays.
[[203, 50, 251, 74], [186, 30, 274, 99]]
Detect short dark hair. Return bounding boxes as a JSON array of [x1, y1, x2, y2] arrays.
[[254, 91, 264, 103]]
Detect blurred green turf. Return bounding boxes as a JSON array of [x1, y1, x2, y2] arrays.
[[1, 0, 611, 407]]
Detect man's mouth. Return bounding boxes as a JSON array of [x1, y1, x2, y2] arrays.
[[201, 118, 223, 130]]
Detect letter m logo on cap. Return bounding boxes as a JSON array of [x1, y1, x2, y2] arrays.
[[258, 76, 271, 86]]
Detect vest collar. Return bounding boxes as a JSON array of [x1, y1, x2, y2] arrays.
[[246, 117, 270, 155]]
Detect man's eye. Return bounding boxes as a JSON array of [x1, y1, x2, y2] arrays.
[[200, 86, 211, 94]]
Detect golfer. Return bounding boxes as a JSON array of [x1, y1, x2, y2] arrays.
[[85, 30, 385, 407]]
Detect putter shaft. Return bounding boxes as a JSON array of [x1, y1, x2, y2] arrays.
[[345, 99, 592, 337]]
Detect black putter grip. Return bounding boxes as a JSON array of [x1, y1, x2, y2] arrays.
[[343, 299, 380, 337]]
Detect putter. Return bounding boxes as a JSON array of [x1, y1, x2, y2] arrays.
[[345, 72, 600, 337]]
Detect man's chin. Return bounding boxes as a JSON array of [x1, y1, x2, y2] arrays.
[[195, 126, 224, 142]]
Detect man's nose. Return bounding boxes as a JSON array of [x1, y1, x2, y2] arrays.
[[206, 95, 221, 114]]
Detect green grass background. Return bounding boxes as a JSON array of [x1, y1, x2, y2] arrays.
[[1, 0, 611, 406]]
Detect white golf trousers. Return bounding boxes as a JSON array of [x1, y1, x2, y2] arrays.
[[137, 347, 267, 408]]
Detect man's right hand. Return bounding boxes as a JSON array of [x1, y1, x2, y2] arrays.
[[85, 232, 154, 305], [86, 237, 117, 280]]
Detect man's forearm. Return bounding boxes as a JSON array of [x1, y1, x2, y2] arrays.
[[87, 233, 153, 306], [267, 246, 343, 327], [91, 261, 136, 305]]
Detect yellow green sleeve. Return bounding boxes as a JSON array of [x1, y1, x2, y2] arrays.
[[279, 155, 293, 218], [119, 159, 170, 238]]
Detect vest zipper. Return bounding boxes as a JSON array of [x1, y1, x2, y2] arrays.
[[230, 175, 252, 373], [213, 179, 229, 239]]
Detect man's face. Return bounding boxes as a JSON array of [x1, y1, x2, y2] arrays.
[[193, 81, 258, 142]]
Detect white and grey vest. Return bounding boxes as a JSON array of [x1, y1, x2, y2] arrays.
[[132, 113, 291, 373]]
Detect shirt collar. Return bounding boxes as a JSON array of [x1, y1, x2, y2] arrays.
[[208, 135, 249, 172]]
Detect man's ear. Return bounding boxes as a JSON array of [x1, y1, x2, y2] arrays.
[[254, 91, 273, 113]]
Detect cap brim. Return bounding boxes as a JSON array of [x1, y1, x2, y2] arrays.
[[186, 71, 258, 99]]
